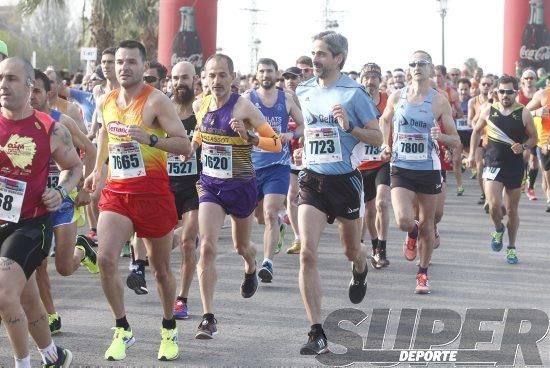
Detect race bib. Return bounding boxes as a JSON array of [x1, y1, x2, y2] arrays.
[[167, 153, 197, 176], [108, 141, 146, 179], [47, 161, 60, 189], [202, 144, 232, 179], [304, 127, 342, 164], [362, 144, 381, 161], [482, 167, 500, 180], [397, 133, 428, 161], [0, 176, 26, 223], [455, 118, 470, 131]]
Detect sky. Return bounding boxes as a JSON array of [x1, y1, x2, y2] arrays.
[[217, 0, 505, 75]]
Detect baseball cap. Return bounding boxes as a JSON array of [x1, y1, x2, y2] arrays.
[[360, 63, 382, 79], [0, 40, 8, 58], [282, 66, 302, 78]]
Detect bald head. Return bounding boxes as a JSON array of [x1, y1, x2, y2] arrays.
[[1, 57, 34, 82], [0, 57, 34, 112], [172, 61, 195, 77], [171, 61, 196, 105]]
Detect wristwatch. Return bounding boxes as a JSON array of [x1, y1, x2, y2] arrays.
[[522, 143, 529, 151], [345, 125, 354, 134], [149, 134, 159, 147], [54, 185, 69, 201]]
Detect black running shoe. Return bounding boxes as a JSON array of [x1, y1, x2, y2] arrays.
[[375, 249, 390, 269], [241, 269, 258, 298], [195, 317, 218, 339], [300, 330, 328, 355], [75, 235, 99, 274], [349, 263, 368, 304], [126, 265, 148, 295], [477, 194, 485, 205]]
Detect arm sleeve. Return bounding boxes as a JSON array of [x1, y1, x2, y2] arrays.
[[255, 122, 282, 152], [69, 89, 92, 105]]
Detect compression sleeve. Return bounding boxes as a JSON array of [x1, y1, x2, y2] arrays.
[[255, 122, 282, 152]]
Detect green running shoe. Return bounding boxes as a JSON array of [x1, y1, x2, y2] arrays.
[[490, 227, 505, 252], [506, 248, 518, 264], [158, 327, 179, 361], [105, 327, 135, 361], [48, 312, 61, 335], [76, 235, 99, 274]]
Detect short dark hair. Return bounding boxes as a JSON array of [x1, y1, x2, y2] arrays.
[[435, 65, 447, 76], [457, 78, 471, 88], [296, 55, 313, 67], [148, 61, 168, 80], [102, 47, 116, 56], [257, 58, 278, 72], [498, 74, 519, 90], [34, 69, 51, 92], [204, 53, 234, 74], [117, 40, 146, 62]]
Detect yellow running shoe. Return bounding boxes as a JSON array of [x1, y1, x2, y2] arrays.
[[105, 327, 135, 361], [76, 235, 99, 274], [158, 327, 179, 361], [286, 239, 301, 254]]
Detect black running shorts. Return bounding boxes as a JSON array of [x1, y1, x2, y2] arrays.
[[360, 163, 390, 202], [390, 166, 443, 195]]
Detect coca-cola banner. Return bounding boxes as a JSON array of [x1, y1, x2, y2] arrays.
[[504, 0, 550, 76], [158, 0, 218, 73]]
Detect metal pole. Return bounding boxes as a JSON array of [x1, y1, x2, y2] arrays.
[[441, 12, 445, 65]]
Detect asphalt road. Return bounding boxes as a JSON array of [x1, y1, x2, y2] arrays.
[[1, 172, 549, 367]]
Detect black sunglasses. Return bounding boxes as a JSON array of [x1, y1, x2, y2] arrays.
[[497, 89, 516, 95], [143, 75, 158, 83]]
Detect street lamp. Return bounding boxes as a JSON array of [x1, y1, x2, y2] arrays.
[[437, 0, 448, 66]]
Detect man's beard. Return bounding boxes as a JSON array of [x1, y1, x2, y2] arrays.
[[173, 85, 195, 104]]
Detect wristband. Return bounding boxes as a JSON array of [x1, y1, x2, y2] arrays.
[[345, 125, 354, 134]]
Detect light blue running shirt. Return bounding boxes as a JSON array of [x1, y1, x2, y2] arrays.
[[296, 74, 378, 175]]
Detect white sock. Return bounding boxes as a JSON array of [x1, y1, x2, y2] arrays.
[[14, 355, 31, 368], [38, 341, 58, 364]]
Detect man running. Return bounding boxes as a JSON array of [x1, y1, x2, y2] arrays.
[[296, 56, 314, 81], [244, 58, 303, 282], [468, 75, 537, 263], [189, 53, 281, 339], [358, 62, 391, 268], [380, 50, 459, 294], [83, 40, 190, 362], [518, 69, 539, 200], [45, 69, 87, 135], [0, 56, 82, 368], [295, 31, 381, 355]]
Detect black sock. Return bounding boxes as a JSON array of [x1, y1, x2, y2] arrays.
[[162, 317, 176, 330], [134, 259, 146, 273], [507, 245, 516, 250], [115, 316, 130, 330], [528, 169, 538, 189], [378, 239, 387, 252], [418, 267, 428, 275], [176, 296, 187, 304], [203, 313, 215, 321], [310, 323, 324, 336], [408, 223, 418, 238], [371, 238, 378, 253], [91, 227, 96, 232]]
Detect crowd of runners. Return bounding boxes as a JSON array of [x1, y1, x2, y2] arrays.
[[0, 30, 548, 366]]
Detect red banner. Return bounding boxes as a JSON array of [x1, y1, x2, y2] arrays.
[[158, 0, 218, 73]]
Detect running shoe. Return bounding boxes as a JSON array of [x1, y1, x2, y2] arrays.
[[477, 194, 485, 205], [241, 268, 258, 298], [173, 299, 189, 320], [275, 220, 286, 254], [484, 202, 489, 214], [546, 201, 550, 213], [48, 313, 61, 335], [195, 317, 218, 339], [158, 327, 178, 361], [75, 235, 99, 274], [42, 346, 72, 368], [470, 169, 477, 179], [370, 250, 380, 268], [506, 248, 519, 264], [121, 241, 131, 257], [87, 229, 98, 244], [286, 239, 301, 254], [415, 273, 430, 294], [403, 221, 419, 261], [300, 330, 328, 355], [526, 187, 537, 201], [375, 249, 390, 269], [126, 266, 148, 295], [258, 260, 273, 283], [348, 263, 368, 304], [105, 327, 135, 361], [490, 227, 505, 252], [456, 186, 464, 196]]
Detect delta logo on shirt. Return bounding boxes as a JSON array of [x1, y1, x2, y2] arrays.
[[108, 121, 128, 137]]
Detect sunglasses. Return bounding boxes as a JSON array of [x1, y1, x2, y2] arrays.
[[277, 78, 284, 82], [284, 75, 298, 80], [481, 82, 492, 86], [408, 60, 431, 67], [143, 75, 158, 83], [449, 73, 459, 76], [300, 68, 312, 74], [497, 89, 516, 95], [523, 76, 534, 80]]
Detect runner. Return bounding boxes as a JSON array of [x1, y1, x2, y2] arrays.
[[189, 53, 281, 339], [379, 50, 459, 294], [358, 62, 391, 268], [296, 55, 314, 81], [45, 69, 87, 135], [83, 40, 190, 361], [244, 58, 303, 282], [0, 56, 82, 368], [295, 31, 381, 355], [456, 78, 473, 180], [468, 75, 537, 263]]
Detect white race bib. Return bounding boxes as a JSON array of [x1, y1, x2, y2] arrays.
[[362, 144, 381, 161], [108, 141, 146, 179], [47, 161, 60, 189], [304, 127, 342, 164], [455, 118, 470, 131], [0, 176, 26, 223], [482, 167, 500, 180], [167, 153, 197, 176], [397, 133, 428, 161], [202, 144, 232, 179]]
